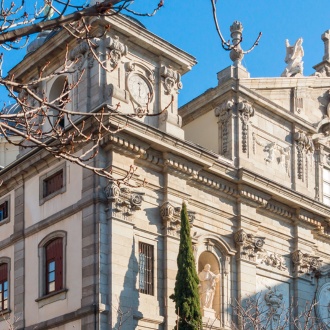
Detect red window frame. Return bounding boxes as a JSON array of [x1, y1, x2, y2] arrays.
[[45, 238, 63, 294], [0, 263, 8, 311]]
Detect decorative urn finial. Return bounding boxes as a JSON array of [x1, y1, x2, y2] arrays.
[[229, 21, 244, 65]]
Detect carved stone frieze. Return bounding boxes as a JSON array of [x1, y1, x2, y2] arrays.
[[105, 35, 128, 68], [291, 250, 322, 275], [160, 201, 195, 237], [160, 66, 182, 94], [214, 100, 234, 154], [104, 181, 144, 219], [253, 134, 291, 176], [234, 229, 265, 262], [238, 101, 254, 153], [294, 132, 314, 180], [258, 251, 287, 271]]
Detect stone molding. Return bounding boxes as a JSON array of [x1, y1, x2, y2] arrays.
[[104, 181, 144, 220], [194, 174, 236, 196], [160, 201, 195, 237], [239, 188, 269, 207], [105, 35, 128, 68], [214, 100, 234, 154], [294, 132, 314, 180], [265, 202, 293, 220], [291, 250, 322, 276], [234, 229, 265, 262], [160, 66, 182, 94], [238, 101, 254, 153]]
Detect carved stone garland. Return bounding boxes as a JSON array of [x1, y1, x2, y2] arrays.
[[214, 100, 234, 154], [291, 250, 322, 276], [104, 181, 144, 219], [294, 132, 314, 180], [238, 101, 255, 153], [160, 201, 195, 237], [234, 229, 265, 262], [105, 35, 128, 68], [160, 66, 182, 95]]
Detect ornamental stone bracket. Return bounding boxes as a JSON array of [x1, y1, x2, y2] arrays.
[[69, 39, 99, 70], [238, 101, 254, 153], [294, 131, 314, 180], [105, 35, 128, 69], [234, 229, 265, 262], [214, 100, 234, 155], [160, 66, 182, 95], [104, 181, 144, 219], [291, 250, 322, 278], [160, 201, 195, 237]]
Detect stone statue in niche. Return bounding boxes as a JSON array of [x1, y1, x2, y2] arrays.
[[198, 264, 220, 313], [281, 38, 304, 77]]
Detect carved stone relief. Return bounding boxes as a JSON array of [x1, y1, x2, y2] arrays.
[[160, 201, 195, 237], [316, 282, 330, 329], [234, 229, 265, 262], [291, 250, 322, 277], [294, 132, 314, 180], [105, 35, 128, 68], [253, 134, 291, 176], [214, 100, 234, 155], [238, 101, 254, 153], [264, 288, 284, 330], [160, 66, 182, 94], [281, 38, 304, 77], [257, 251, 287, 271], [69, 39, 98, 70], [104, 181, 144, 220]]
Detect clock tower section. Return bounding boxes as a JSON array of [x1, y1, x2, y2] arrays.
[[103, 15, 196, 139]]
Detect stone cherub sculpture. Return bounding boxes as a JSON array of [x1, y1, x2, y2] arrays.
[[198, 264, 220, 310], [281, 38, 304, 77]]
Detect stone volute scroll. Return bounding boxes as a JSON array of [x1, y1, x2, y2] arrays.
[[160, 66, 182, 95], [237, 101, 255, 153], [198, 264, 220, 318], [105, 35, 128, 69], [281, 38, 304, 77], [291, 250, 322, 278], [214, 100, 234, 155]]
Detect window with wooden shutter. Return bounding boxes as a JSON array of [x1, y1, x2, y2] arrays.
[[45, 238, 63, 294], [43, 170, 63, 198], [139, 242, 154, 295], [0, 263, 8, 311]]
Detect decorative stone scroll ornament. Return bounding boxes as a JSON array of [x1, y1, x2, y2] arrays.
[[281, 38, 304, 77], [264, 288, 284, 330], [104, 181, 144, 218], [234, 229, 265, 262], [294, 132, 314, 180], [291, 250, 322, 276], [69, 39, 99, 70], [214, 100, 234, 154], [160, 201, 195, 237], [160, 66, 182, 95], [238, 101, 254, 153], [105, 35, 128, 68]]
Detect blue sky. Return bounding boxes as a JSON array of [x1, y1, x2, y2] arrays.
[[133, 0, 330, 106], [2, 0, 330, 107]]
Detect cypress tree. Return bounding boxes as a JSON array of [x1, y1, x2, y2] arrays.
[[170, 202, 202, 330]]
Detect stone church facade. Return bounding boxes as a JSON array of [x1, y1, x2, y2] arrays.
[[0, 13, 329, 330]]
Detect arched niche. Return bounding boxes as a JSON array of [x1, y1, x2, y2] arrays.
[[49, 75, 69, 128], [198, 251, 221, 315]]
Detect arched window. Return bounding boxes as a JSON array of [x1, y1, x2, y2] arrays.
[[38, 231, 67, 299], [0, 263, 8, 311]]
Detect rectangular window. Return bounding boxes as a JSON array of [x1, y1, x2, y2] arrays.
[[43, 170, 63, 198], [0, 263, 8, 311], [139, 242, 154, 295], [0, 201, 8, 221], [324, 168, 330, 206], [45, 238, 63, 294]]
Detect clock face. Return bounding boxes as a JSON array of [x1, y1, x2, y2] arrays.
[[127, 74, 152, 106]]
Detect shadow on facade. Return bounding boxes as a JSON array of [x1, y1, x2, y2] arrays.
[[113, 238, 139, 330]]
